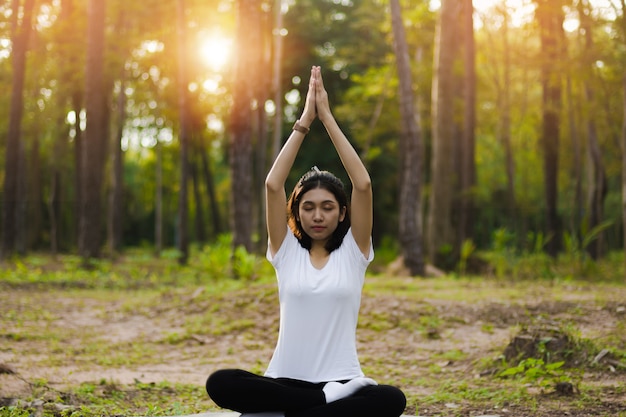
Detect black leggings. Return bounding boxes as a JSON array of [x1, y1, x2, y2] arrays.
[[206, 369, 406, 417]]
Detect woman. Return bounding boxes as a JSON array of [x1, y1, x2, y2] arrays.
[[206, 66, 406, 417]]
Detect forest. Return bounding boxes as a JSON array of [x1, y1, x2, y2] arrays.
[[1, 0, 626, 276], [2, 2, 626, 416]]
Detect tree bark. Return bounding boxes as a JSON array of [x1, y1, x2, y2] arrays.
[[229, 0, 260, 254], [155, 138, 163, 256], [536, 0, 564, 257], [500, 5, 516, 230], [191, 158, 206, 243], [79, 0, 107, 260], [620, 0, 626, 282], [108, 78, 126, 255], [73, 92, 83, 247], [49, 0, 76, 255], [271, 0, 284, 161], [622, 70, 626, 283], [580, 0, 607, 260], [27, 123, 42, 250], [1, 0, 35, 258], [459, 0, 476, 248], [254, 7, 271, 253], [428, 0, 458, 267], [200, 146, 222, 236], [565, 72, 583, 244], [390, 0, 425, 276], [176, 0, 190, 264]]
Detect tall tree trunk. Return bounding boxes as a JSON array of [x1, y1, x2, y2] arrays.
[[49, 0, 76, 255], [500, 5, 516, 230], [566, 74, 583, 243], [580, 0, 606, 260], [390, 0, 425, 276], [155, 138, 163, 256], [176, 0, 190, 264], [1, 0, 35, 258], [254, 7, 272, 253], [255, 98, 269, 252], [618, 0, 626, 283], [79, 0, 107, 260], [108, 78, 126, 255], [271, 0, 284, 161], [73, 92, 83, 248], [16, 118, 28, 254], [191, 157, 206, 244], [428, 0, 458, 268], [459, 0, 476, 248], [27, 123, 42, 250], [484, 4, 517, 231], [50, 114, 66, 255], [200, 146, 222, 236], [622, 70, 626, 283], [229, 0, 260, 254], [536, 0, 564, 257]]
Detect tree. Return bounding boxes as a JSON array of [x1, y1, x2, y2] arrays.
[[271, 0, 284, 161], [536, 0, 565, 257], [390, 0, 425, 276], [493, 4, 516, 229], [229, 0, 262, 254], [1, 0, 36, 258], [155, 138, 164, 256], [458, 0, 477, 250], [617, 0, 626, 281], [578, 0, 607, 260], [176, 0, 191, 264], [48, 0, 84, 254], [108, 75, 126, 255], [199, 142, 223, 236], [79, 0, 108, 260], [427, 0, 459, 268]]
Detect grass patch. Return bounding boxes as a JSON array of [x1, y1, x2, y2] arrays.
[[1, 380, 213, 417], [1, 249, 625, 416]]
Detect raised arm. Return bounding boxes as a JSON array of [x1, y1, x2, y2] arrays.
[[313, 67, 373, 257], [265, 67, 317, 257]]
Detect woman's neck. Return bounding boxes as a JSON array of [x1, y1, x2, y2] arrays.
[[309, 243, 330, 269]]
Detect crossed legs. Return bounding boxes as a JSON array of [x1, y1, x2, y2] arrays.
[[206, 369, 406, 417]]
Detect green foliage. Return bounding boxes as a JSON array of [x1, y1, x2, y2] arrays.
[[370, 235, 400, 269], [498, 358, 569, 390], [478, 225, 625, 282], [0, 238, 274, 289], [0, 407, 31, 417], [483, 227, 520, 278], [457, 239, 476, 276], [195, 234, 274, 281], [563, 220, 614, 264]]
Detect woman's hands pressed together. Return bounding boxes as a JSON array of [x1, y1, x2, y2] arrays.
[[300, 67, 318, 128], [300, 66, 334, 128], [311, 66, 332, 123]]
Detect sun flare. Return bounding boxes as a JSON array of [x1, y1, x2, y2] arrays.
[[199, 34, 232, 71]]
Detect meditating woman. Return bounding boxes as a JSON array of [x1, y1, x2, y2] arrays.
[[206, 66, 406, 417]]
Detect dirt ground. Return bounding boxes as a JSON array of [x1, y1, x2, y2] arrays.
[[1, 277, 625, 416]]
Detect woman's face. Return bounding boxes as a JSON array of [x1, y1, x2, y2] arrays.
[[297, 187, 346, 244]]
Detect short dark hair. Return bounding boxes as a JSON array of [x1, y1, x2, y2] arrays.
[[287, 167, 350, 253]]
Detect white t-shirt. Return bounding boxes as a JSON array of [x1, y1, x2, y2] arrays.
[[264, 228, 373, 383]]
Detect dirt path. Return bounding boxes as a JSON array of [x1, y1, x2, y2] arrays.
[[1, 278, 625, 416]]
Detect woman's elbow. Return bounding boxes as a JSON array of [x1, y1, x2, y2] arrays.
[[265, 177, 282, 193], [353, 177, 372, 193]]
